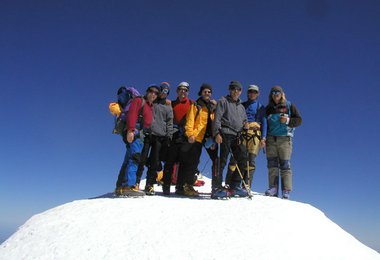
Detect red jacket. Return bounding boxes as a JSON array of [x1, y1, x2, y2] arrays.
[[172, 97, 193, 126], [126, 97, 154, 131]]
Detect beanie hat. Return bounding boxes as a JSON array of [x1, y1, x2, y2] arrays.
[[198, 83, 213, 96], [146, 84, 160, 93], [228, 80, 242, 90], [177, 81, 190, 91], [160, 82, 170, 95], [248, 84, 259, 92], [271, 85, 283, 93]]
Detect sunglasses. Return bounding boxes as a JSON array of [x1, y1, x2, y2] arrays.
[[271, 90, 281, 95], [248, 90, 258, 94], [203, 90, 211, 94], [148, 89, 159, 95], [178, 88, 188, 92], [162, 88, 169, 94], [230, 87, 242, 92]]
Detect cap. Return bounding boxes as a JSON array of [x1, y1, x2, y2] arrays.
[[146, 84, 160, 93], [248, 84, 259, 92], [198, 83, 213, 96], [177, 81, 190, 90], [271, 85, 283, 93], [228, 80, 242, 90], [160, 82, 170, 95]]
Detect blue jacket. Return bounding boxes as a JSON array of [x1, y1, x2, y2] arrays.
[[243, 99, 267, 139], [266, 101, 302, 137]]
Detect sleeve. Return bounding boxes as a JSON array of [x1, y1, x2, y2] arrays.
[[288, 103, 302, 128], [212, 99, 224, 137], [258, 105, 267, 139], [126, 98, 142, 131], [185, 103, 197, 138], [242, 106, 248, 123]]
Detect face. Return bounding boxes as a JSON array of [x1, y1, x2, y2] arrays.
[[229, 87, 242, 101], [248, 90, 259, 100], [201, 88, 212, 101], [271, 90, 282, 104], [160, 88, 169, 99], [147, 88, 159, 103], [177, 87, 189, 100]]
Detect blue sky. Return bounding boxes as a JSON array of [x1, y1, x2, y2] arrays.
[[1, 0, 379, 252]]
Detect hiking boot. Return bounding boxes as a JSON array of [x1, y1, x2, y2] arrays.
[[115, 185, 145, 196], [265, 187, 278, 197], [282, 190, 290, 199], [162, 184, 171, 195], [228, 186, 248, 198], [144, 185, 155, 196], [183, 184, 199, 197], [211, 188, 228, 199]]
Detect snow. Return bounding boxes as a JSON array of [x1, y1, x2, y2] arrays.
[[1, 178, 379, 260]]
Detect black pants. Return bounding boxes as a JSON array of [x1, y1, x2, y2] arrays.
[[146, 135, 168, 186], [204, 145, 218, 188], [178, 142, 203, 186], [163, 132, 184, 188], [213, 134, 248, 189], [135, 135, 152, 185]]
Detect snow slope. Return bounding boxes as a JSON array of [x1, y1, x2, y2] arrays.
[[1, 178, 379, 260]]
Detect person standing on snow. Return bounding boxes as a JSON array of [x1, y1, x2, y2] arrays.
[[212, 81, 249, 199], [114, 85, 159, 196], [162, 82, 193, 195], [226, 84, 267, 189], [143, 82, 174, 195], [180, 83, 216, 197], [265, 85, 302, 199]]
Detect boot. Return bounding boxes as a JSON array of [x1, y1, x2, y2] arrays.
[[183, 184, 199, 197], [144, 184, 155, 196]]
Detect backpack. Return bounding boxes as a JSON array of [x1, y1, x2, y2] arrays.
[[109, 86, 141, 135]]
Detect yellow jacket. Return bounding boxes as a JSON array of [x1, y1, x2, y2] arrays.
[[185, 101, 214, 143]]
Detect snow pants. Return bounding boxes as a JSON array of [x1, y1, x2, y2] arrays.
[[163, 132, 184, 189], [146, 135, 169, 186], [135, 135, 152, 185], [213, 134, 247, 189], [178, 141, 203, 186], [266, 135, 293, 191], [116, 137, 144, 187]]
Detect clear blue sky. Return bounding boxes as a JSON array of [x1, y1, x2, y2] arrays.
[[1, 0, 379, 252]]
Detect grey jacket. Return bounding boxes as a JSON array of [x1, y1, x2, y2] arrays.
[[151, 99, 174, 139], [212, 95, 247, 137]]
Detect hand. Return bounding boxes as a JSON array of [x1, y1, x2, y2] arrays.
[[215, 134, 222, 144], [260, 139, 266, 148], [210, 99, 217, 106], [250, 122, 260, 130], [280, 114, 288, 124], [188, 136, 195, 144], [243, 122, 249, 129], [127, 131, 135, 143]]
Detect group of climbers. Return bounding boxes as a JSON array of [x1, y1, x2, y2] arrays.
[[109, 81, 302, 199]]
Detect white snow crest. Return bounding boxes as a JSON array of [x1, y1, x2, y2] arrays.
[[1, 179, 379, 260]]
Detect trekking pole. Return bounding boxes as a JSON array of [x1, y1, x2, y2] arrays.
[[217, 143, 221, 187], [222, 132, 253, 200], [244, 130, 250, 188]]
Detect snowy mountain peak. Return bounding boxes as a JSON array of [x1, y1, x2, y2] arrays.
[[1, 178, 379, 260]]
